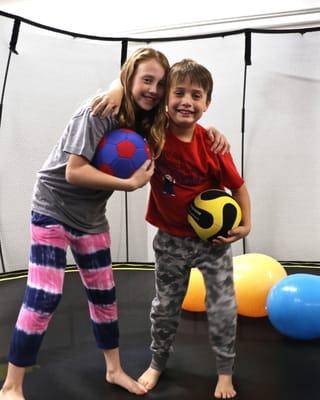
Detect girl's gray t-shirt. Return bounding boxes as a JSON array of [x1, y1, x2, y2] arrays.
[[32, 104, 118, 233]]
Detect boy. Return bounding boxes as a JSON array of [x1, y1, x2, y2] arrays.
[[138, 59, 251, 399]]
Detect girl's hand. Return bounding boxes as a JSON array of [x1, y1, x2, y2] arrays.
[[206, 126, 230, 155], [127, 160, 155, 191], [211, 225, 250, 246]]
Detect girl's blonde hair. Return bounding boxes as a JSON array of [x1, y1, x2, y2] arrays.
[[117, 48, 170, 158]]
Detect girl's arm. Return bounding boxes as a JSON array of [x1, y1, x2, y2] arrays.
[[66, 154, 154, 192], [212, 183, 251, 245], [206, 126, 230, 155], [91, 82, 231, 155]]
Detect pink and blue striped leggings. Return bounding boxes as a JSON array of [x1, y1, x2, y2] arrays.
[[8, 212, 119, 367]]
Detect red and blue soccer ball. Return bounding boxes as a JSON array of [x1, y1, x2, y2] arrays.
[[92, 128, 151, 179]]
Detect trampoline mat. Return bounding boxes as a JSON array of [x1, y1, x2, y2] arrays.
[[0, 268, 320, 400]]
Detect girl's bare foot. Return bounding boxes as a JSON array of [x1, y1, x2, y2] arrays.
[[106, 368, 147, 395], [0, 387, 25, 400], [138, 367, 161, 390], [214, 374, 237, 399]]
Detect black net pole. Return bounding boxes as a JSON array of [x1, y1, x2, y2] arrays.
[[0, 18, 21, 272], [0, 18, 20, 127], [240, 31, 252, 254], [120, 41, 130, 263]]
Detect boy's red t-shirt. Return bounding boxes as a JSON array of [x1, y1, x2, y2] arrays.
[[146, 124, 244, 237]]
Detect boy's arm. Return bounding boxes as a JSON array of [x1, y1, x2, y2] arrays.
[[91, 84, 230, 156], [212, 183, 251, 245], [91, 79, 123, 118]]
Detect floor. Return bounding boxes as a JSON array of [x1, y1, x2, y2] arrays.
[[0, 267, 320, 400]]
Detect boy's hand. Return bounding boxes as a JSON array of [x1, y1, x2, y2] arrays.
[[91, 94, 120, 118], [206, 127, 230, 155], [91, 79, 124, 118], [211, 225, 250, 246], [126, 160, 154, 191]]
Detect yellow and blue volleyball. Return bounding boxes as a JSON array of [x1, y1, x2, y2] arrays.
[[188, 189, 242, 240]]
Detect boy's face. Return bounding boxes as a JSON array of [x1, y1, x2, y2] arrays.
[[131, 59, 166, 111], [167, 77, 210, 129]]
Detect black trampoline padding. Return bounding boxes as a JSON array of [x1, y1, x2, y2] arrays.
[[1, 268, 320, 400]]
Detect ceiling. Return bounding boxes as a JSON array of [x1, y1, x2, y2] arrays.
[[0, 0, 320, 37]]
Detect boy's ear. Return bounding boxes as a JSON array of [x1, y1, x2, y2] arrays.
[[204, 100, 211, 112]]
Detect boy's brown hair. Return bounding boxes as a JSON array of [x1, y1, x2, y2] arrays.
[[167, 59, 213, 103]]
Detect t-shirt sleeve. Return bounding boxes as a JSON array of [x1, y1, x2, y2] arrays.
[[197, 124, 244, 190], [62, 105, 114, 161], [216, 152, 244, 190]]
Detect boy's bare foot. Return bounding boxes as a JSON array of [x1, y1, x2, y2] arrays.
[[214, 374, 237, 399], [106, 369, 147, 395], [0, 388, 25, 400], [138, 367, 161, 391]]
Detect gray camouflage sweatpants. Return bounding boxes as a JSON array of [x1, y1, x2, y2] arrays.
[[149, 230, 237, 375]]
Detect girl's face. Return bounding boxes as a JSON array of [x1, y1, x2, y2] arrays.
[[131, 59, 166, 111]]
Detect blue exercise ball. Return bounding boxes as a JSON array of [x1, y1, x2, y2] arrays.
[[267, 273, 320, 340]]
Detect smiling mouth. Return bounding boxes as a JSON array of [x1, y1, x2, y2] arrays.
[[144, 95, 157, 102], [177, 109, 194, 115]]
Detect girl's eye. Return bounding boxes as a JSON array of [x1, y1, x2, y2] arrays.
[[143, 78, 152, 84]]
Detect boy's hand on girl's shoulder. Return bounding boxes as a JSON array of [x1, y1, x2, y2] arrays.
[[211, 225, 250, 246], [91, 94, 120, 118], [91, 80, 123, 118]]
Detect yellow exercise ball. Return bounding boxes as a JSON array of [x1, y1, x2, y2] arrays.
[[233, 253, 287, 317], [182, 268, 206, 312]]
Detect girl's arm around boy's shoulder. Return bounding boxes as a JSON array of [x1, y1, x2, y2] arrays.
[[198, 123, 231, 155], [211, 183, 251, 246]]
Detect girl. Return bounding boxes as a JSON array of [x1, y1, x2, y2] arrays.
[[0, 47, 171, 400]]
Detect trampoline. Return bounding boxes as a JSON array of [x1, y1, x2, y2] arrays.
[[1, 266, 320, 400], [0, 8, 320, 400]]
